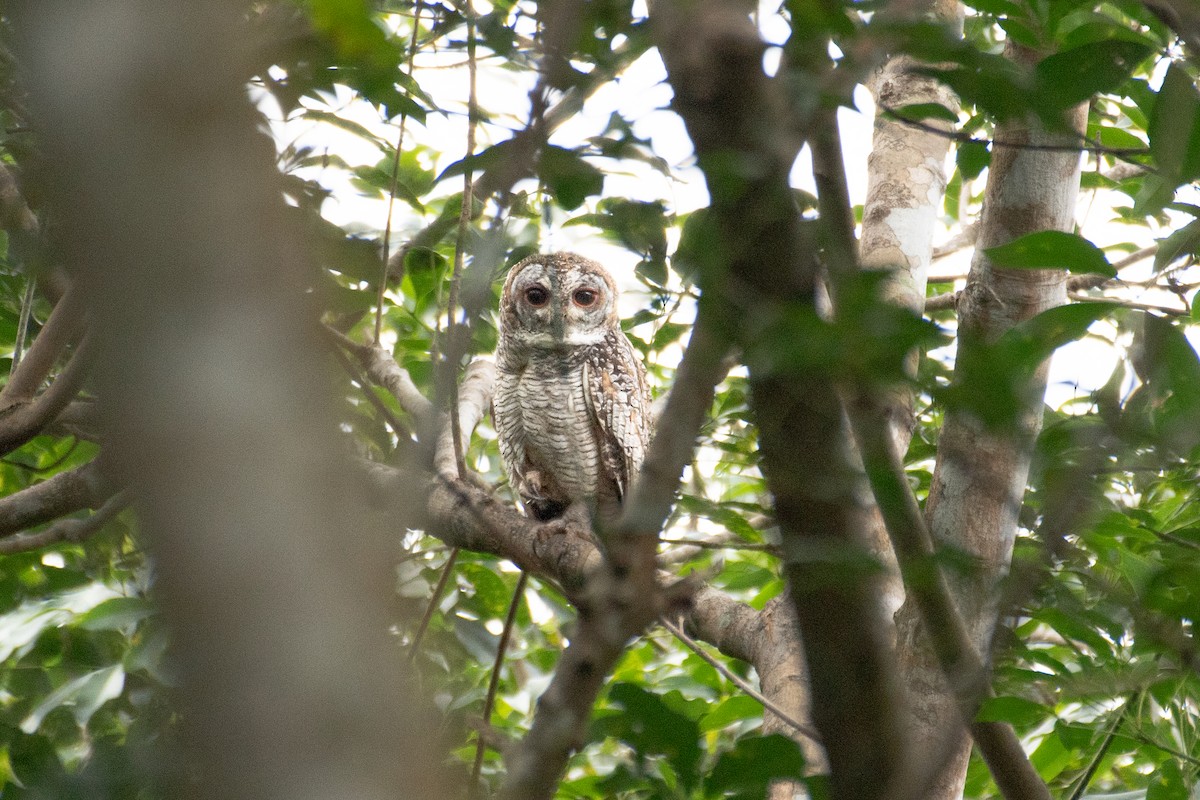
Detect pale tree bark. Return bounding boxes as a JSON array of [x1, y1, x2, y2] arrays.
[[858, 0, 965, 616], [11, 4, 447, 800], [894, 40, 1089, 800], [861, 0, 964, 424]]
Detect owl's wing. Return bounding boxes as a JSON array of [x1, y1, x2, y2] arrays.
[[583, 333, 652, 503]]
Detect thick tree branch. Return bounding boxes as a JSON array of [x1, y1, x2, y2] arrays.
[[0, 286, 84, 404], [434, 358, 495, 478], [0, 458, 113, 537], [652, 3, 907, 797], [0, 489, 129, 554], [894, 39, 1088, 800], [0, 336, 92, 457], [325, 323, 435, 430]]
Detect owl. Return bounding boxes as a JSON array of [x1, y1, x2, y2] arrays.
[[493, 252, 652, 523]]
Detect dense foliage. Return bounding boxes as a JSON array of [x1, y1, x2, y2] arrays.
[[0, 0, 1198, 798]]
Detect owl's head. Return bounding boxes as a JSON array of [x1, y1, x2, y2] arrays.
[[500, 252, 620, 349]]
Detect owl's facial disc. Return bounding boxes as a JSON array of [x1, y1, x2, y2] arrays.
[[508, 260, 614, 348]]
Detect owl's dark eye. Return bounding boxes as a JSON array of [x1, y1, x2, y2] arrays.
[[525, 286, 549, 307], [572, 289, 597, 307]]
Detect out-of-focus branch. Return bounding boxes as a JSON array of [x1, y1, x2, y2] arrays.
[[14, 3, 451, 798], [652, 2, 908, 798], [0, 489, 129, 555], [0, 458, 113, 537], [1143, 0, 1200, 55], [848, 395, 1049, 800], [0, 336, 92, 457]]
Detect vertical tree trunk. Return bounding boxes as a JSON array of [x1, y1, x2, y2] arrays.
[[11, 3, 446, 799], [894, 40, 1088, 800], [859, 0, 964, 614]]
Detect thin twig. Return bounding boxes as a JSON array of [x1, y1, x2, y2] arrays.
[[443, 0, 478, 481], [1066, 693, 1135, 800], [11, 276, 36, 375], [661, 615, 821, 744], [406, 547, 460, 661], [375, 4, 426, 344], [878, 101, 1153, 163], [470, 571, 529, 795]]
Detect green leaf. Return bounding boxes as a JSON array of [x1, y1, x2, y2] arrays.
[[77, 596, 155, 632], [607, 683, 703, 792], [1147, 759, 1188, 800], [1144, 65, 1200, 212], [20, 665, 125, 733], [700, 695, 763, 732], [975, 695, 1051, 728], [704, 734, 806, 798], [1034, 40, 1153, 109], [956, 139, 991, 181], [985, 231, 1115, 276], [891, 102, 959, 123], [538, 146, 604, 210], [1155, 218, 1200, 274]]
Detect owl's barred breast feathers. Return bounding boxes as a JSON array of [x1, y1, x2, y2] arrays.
[[493, 252, 652, 522]]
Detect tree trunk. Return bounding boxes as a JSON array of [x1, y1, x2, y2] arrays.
[[894, 40, 1088, 800], [11, 3, 446, 799]]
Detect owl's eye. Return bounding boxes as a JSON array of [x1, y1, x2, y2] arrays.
[[572, 289, 598, 307], [525, 286, 549, 307]]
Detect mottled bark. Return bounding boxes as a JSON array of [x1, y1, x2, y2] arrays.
[[894, 39, 1088, 800], [859, 0, 964, 615]]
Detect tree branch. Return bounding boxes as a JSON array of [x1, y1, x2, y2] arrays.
[[434, 358, 494, 478], [0, 489, 129, 554], [0, 286, 84, 404], [0, 458, 113, 537], [0, 335, 92, 457], [925, 244, 1159, 312], [652, 3, 910, 797]]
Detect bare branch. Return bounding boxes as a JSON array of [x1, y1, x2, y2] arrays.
[[0, 458, 113, 537], [0, 336, 92, 457], [1, 287, 85, 404], [0, 490, 129, 555], [325, 323, 435, 429], [926, 244, 1161, 313], [434, 358, 495, 478], [661, 615, 821, 744]]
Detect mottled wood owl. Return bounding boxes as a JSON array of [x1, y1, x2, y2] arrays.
[[494, 252, 652, 523]]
